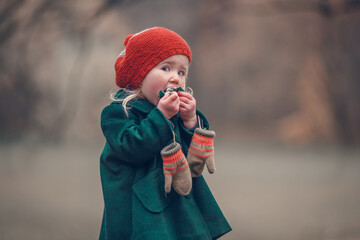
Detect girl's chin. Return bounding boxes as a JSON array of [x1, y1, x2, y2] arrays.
[[151, 97, 160, 106]]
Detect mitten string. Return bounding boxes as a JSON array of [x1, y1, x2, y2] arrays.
[[172, 130, 176, 144], [198, 115, 203, 130]]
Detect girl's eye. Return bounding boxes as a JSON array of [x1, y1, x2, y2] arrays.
[[178, 71, 185, 76], [162, 67, 170, 71]]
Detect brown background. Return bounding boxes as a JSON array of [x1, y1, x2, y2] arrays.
[[1, 0, 360, 239]]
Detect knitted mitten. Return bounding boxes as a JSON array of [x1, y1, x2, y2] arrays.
[[161, 142, 192, 196], [187, 128, 216, 177]]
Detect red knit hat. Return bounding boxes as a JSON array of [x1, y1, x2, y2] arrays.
[[114, 27, 192, 89]]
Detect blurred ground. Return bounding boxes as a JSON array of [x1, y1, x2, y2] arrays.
[[0, 139, 360, 240]]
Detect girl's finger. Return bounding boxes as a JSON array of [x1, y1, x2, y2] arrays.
[[180, 102, 189, 108], [179, 96, 191, 104], [167, 93, 179, 102], [161, 93, 171, 100], [178, 91, 193, 99]]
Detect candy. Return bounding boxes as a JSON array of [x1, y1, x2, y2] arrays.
[[158, 87, 185, 98]]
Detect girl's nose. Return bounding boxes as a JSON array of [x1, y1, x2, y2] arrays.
[[169, 76, 179, 84]]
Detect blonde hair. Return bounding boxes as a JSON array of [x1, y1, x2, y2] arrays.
[[110, 88, 142, 117]]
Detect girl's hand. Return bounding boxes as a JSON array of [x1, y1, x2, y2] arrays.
[[157, 92, 180, 119], [178, 91, 197, 129]]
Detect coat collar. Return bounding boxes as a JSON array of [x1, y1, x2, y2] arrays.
[[114, 89, 155, 114]]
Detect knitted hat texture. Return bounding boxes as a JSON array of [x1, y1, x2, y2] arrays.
[[115, 27, 192, 89]]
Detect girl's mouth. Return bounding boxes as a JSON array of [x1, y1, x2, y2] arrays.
[[164, 86, 184, 94], [158, 86, 185, 99]]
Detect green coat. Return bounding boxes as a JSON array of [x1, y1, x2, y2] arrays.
[[99, 90, 231, 240]]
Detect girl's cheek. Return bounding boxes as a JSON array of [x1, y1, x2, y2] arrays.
[[180, 79, 186, 88]]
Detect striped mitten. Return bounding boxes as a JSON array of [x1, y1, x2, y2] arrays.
[[187, 128, 216, 177], [161, 142, 192, 196]]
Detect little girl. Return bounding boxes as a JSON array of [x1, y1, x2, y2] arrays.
[[99, 27, 231, 240]]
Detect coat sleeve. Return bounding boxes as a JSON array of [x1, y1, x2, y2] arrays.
[[179, 109, 210, 145], [100, 103, 174, 166]]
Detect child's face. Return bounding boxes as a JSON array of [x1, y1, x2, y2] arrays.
[[140, 54, 189, 106]]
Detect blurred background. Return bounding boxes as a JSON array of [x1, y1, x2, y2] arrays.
[[1, 0, 360, 239]]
